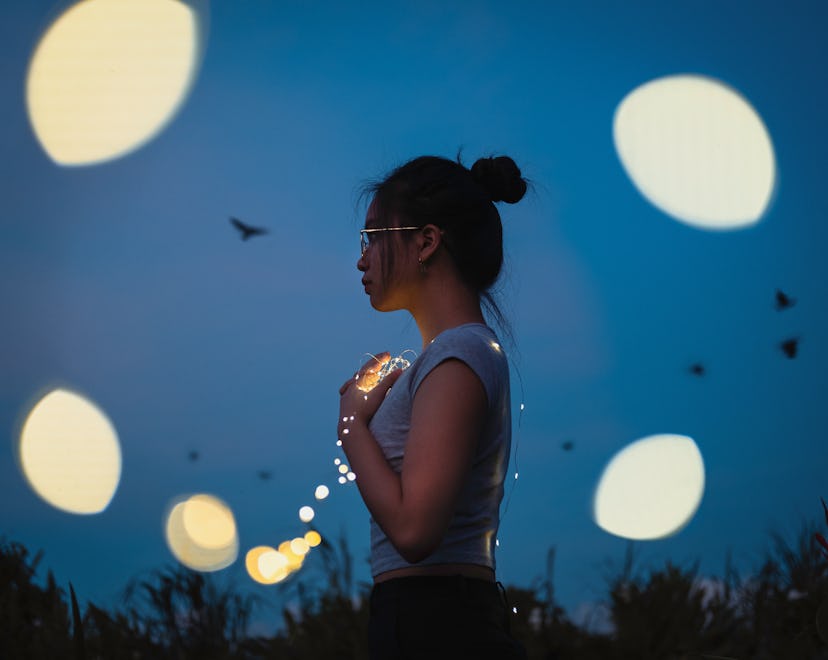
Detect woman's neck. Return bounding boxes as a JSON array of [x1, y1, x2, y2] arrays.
[[411, 286, 485, 349]]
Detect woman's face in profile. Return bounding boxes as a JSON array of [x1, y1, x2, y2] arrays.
[[357, 200, 417, 312]]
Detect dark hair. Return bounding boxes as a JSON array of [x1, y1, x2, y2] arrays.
[[363, 154, 527, 325]]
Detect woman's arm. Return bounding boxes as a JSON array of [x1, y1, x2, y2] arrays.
[[339, 358, 486, 563]]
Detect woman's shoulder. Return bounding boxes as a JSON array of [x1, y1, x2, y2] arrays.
[[432, 322, 495, 343], [410, 323, 508, 402], [428, 323, 503, 358]]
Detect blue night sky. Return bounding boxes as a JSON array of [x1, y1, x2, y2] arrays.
[[2, 0, 827, 631]]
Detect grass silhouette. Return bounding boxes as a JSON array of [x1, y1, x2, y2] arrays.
[[2, 510, 828, 659]]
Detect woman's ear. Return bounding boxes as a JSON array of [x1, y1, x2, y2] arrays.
[[418, 224, 442, 263]]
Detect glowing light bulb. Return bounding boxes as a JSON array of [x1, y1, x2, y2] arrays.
[[338, 476, 346, 484], [356, 352, 414, 392], [338, 464, 348, 474], [346, 471, 356, 481], [336, 440, 342, 447], [334, 458, 341, 466]]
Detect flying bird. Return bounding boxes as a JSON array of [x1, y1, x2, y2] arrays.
[[775, 289, 796, 311], [688, 363, 706, 377], [780, 337, 799, 359], [230, 216, 268, 241]]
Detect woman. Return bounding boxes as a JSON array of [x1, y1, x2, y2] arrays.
[[338, 154, 528, 659]]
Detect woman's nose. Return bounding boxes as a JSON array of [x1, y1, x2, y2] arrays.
[[357, 252, 367, 272]]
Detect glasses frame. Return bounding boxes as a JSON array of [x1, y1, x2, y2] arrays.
[[360, 226, 421, 255]]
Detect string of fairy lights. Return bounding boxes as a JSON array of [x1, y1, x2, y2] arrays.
[[13, 344, 526, 590], [252, 339, 526, 589], [333, 342, 527, 560]]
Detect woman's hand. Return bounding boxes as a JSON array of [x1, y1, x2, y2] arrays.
[[338, 352, 403, 438]]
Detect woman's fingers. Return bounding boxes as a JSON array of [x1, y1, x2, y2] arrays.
[[365, 363, 403, 400], [340, 351, 394, 395], [351, 352, 391, 392], [379, 364, 404, 391], [361, 352, 390, 374]]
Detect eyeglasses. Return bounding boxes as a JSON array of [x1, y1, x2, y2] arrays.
[[359, 226, 421, 255]]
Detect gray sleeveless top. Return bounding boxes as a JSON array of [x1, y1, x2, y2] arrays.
[[368, 323, 512, 577]]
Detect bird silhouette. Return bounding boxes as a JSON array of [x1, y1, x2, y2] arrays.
[[775, 289, 796, 311], [561, 440, 574, 452], [257, 470, 272, 481], [689, 363, 706, 377], [230, 216, 268, 240], [188, 450, 199, 462], [780, 337, 799, 359]]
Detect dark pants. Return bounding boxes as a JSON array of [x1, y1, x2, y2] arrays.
[[368, 575, 528, 660]]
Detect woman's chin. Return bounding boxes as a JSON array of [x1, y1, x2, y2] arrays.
[[369, 296, 399, 313]]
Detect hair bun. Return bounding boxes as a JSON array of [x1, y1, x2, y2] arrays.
[[470, 156, 527, 204]]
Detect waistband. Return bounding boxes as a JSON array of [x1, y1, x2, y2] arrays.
[[371, 574, 502, 602]]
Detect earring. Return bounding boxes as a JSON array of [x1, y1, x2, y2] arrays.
[[418, 257, 427, 275]]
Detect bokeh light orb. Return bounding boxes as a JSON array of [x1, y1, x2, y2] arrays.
[[258, 549, 288, 575], [314, 485, 329, 500], [613, 75, 776, 229], [298, 505, 315, 523], [278, 540, 305, 571], [246, 545, 281, 585], [165, 493, 238, 571], [26, 0, 202, 166], [18, 388, 121, 514], [304, 530, 322, 547], [246, 543, 303, 584], [258, 549, 289, 584], [290, 537, 310, 556], [182, 494, 237, 549], [593, 434, 705, 540]]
